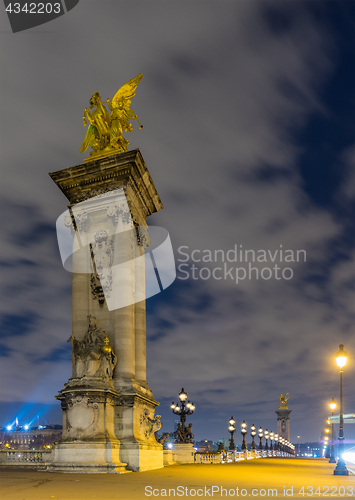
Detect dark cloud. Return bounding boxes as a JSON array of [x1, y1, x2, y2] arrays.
[[0, 1, 354, 444]]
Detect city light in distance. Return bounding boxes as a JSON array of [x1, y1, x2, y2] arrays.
[[343, 452, 355, 463]]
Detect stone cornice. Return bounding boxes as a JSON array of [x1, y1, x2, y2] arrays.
[[49, 149, 163, 219], [275, 409, 292, 418]]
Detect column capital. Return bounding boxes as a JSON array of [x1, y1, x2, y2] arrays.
[[49, 149, 163, 225], [275, 409, 292, 420]]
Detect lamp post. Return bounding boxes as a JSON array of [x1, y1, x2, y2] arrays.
[[274, 433, 279, 452], [171, 388, 195, 443], [324, 435, 329, 457], [241, 421, 247, 451], [264, 429, 269, 452], [250, 425, 256, 451], [329, 398, 336, 463], [269, 431, 274, 452], [324, 423, 331, 458], [279, 437, 284, 454], [228, 417, 236, 451], [333, 345, 349, 476], [258, 427, 263, 451]]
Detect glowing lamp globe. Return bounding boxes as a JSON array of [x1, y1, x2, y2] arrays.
[[179, 388, 187, 402], [336, 344, 348, 368]]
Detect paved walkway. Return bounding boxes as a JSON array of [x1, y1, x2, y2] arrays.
[[0, 458, 354, 500]]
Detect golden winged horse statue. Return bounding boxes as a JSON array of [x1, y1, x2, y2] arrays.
[[80, 74, 143, 161]]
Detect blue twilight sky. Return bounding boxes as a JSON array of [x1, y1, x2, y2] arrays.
[[0, 1, 354, 444]]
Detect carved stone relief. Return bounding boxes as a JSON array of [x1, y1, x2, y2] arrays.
[[64, 210, 88, 233], [140, 409, 162, 439], [107, 203, 133, 226], [90, 229, 114, 304], [71, 185, 121, 204], [68, 315, 117, 379]]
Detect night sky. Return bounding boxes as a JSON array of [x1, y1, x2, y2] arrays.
[[0, 1, 354, 446]]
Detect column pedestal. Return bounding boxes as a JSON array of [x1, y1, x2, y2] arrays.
[[173, 444, 195, 464], [48, 378, 128, 473]]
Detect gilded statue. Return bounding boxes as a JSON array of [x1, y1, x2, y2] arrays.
[[79, 74, 143, 161], [279, 393, 289, 409], [68, 315, 117, 379]]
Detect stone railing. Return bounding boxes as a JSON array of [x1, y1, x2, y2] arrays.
[[0, 450, 52, 466], [1, 448, 291, 469], [195, 452, 222, 464], [194, 449, 291, 464]]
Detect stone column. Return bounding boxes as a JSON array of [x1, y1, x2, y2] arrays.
[[49, 150, 164, 471], [275, 409, 292, 442], [134, 239, 147, 385]]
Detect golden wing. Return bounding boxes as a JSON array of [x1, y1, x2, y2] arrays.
[[111, 73, 143, 109]]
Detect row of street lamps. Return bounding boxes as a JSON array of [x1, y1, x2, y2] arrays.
[[322, 344, 350, 475], [170, 388, 294, 453], [169, 344, 349, 473], [228, 418, 294, 454], [332, 344, 349, 476]]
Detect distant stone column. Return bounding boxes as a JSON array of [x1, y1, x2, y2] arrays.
[[276, 409, 292, 442]]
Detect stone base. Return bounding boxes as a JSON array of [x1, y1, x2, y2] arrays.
[[114, 389, 164, 471], [47, 442, 129, 473], [53, 377, 129, 472], [163, 449, 175, 466], [173, 443, 195, 464], [119, 442, 163, 472], [333, 461, 349, 476]]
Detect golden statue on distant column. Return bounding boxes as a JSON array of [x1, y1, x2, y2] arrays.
[[80, 74, 143, 161], [279, 393, 289, 409]]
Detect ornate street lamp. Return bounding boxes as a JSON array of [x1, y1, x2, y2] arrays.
[[269, 431, 274, 451], [241, 421, 247, 450], [334, 345, 349, 476], [250, 425, 257, 451], [279, 437, 284, 453], [228, 417, 236, 451], [258, 427, 263, 451], [329, 397, 336, 464], [274, 433, 279, 452], [264, 429, 269, 451], [171, 388, 195, 443]]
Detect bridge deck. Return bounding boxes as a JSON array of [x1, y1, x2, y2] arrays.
[[1, 458, 354, 499]]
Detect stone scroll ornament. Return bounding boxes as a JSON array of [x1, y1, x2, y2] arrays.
[[67, 315, 117, 379], [79, 74, 144, 161]]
